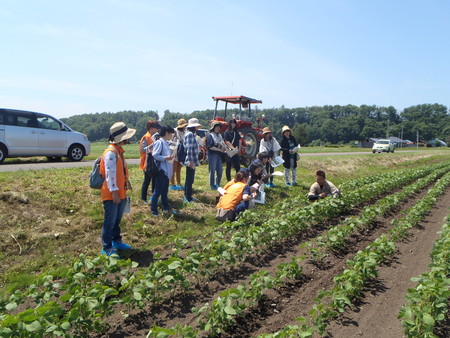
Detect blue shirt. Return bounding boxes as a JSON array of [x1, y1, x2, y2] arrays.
[[152, 139, 173, 180]]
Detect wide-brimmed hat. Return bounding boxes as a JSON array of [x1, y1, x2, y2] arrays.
[[262, 127, 272, 135], [282, 125, 291, 134], [177, 118, 188, 129], [187, 118, 202, 128], [109, 122, 136, 144], [210, 121, 222, 131]]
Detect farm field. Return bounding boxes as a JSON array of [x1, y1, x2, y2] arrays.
[[0, 150, 449, 337], [1, 142, 427, 164]]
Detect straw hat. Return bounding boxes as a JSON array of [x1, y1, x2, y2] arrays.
[[282, 125, 291, 134], [210, 121, 222, 131], [177, 118, 188, 129], [262, 127, 272, 134], [187, 118, 202, 128], [109, 122, 136, 144]]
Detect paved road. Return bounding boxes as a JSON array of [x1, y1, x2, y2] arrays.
[[0, 150, 419, 172]]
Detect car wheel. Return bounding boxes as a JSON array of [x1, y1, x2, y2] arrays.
[[372, 150, 375, 153], [67, 144, 84, 161], [0, 144, 7, 164]]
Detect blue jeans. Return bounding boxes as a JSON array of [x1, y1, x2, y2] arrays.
[[151, 170, 170, 214], [234, 201, 249, 215], [208, 153, 223, 187], [102, 198, 127, 251], [184, 167, 195, 201]]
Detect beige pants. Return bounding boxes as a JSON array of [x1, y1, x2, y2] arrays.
[[170, 160, 182, 186]]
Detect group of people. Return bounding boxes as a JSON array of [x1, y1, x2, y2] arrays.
[[97, 120, 340, 256]]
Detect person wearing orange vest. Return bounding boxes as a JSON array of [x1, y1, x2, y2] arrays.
[[99, 122, 136, 256], [139, 120, 161, 203], [216, 169, 256, 221]]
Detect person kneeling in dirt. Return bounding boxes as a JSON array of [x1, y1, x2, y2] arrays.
[[248, 152, 270, 187], [216, 169, 257, 222], [308, 170, 340, 201]]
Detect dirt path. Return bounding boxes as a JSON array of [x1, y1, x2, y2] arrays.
[[324, 188, 450, 338]]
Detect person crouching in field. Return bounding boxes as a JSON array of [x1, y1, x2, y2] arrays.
[[100, 122, 136, 256], [308, 170, 340, 201], [248, 153, 270, 187], [150, 125, 176, 216], [216, 169, 256, 222]]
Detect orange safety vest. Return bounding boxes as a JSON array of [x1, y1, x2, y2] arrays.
[[100, 144, 129, 201], [139, 132, 154, 170], [217, 181, 247, 210]]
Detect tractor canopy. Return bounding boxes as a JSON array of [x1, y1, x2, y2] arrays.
[[212, 96, 262, 105], [212, 96, 262, 122], [211, 95, 265, 166]]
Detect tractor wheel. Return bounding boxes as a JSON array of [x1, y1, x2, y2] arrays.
[[240, 127, 259, 166]]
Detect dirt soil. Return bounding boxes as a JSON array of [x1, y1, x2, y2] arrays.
[[98, 181, 450, 337], [324, 188, 450, 338]]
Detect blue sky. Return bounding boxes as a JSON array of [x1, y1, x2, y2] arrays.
[[1, 0, 449, 119]]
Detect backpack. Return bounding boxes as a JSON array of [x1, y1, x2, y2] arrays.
[[145, 152, 160, 176], [89, 146, 117, 189], [177, 141, 187, 164], [89, 157, 104, 189]]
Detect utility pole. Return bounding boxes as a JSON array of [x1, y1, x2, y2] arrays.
[[401, 124, 404, 148], [416, 130, 419, 148]]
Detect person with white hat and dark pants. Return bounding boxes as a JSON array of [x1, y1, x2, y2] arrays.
[[183, 118, 202, 202], [99, 122, 136, 256], [259, 127, 281, 187]]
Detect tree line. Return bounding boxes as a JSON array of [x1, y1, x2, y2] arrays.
[[61, 103, 449, 145]]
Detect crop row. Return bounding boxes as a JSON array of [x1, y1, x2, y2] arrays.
[[306, 165, 449, 264], [147, 167, 450, 337], [398, 215, 450, 337], [258, 169, 450, 337], [1, 162, 449, 336]]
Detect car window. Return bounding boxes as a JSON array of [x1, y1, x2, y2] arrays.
[[4, 110, 36, 127], [377, 140, 389, 144], [37, 115, 61, 130], [0, 112, 3, 124]]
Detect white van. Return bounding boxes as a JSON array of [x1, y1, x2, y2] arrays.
[[0, 108, 91, 164]]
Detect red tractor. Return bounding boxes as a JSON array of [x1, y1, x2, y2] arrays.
[[211, 95, 265, 166]]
